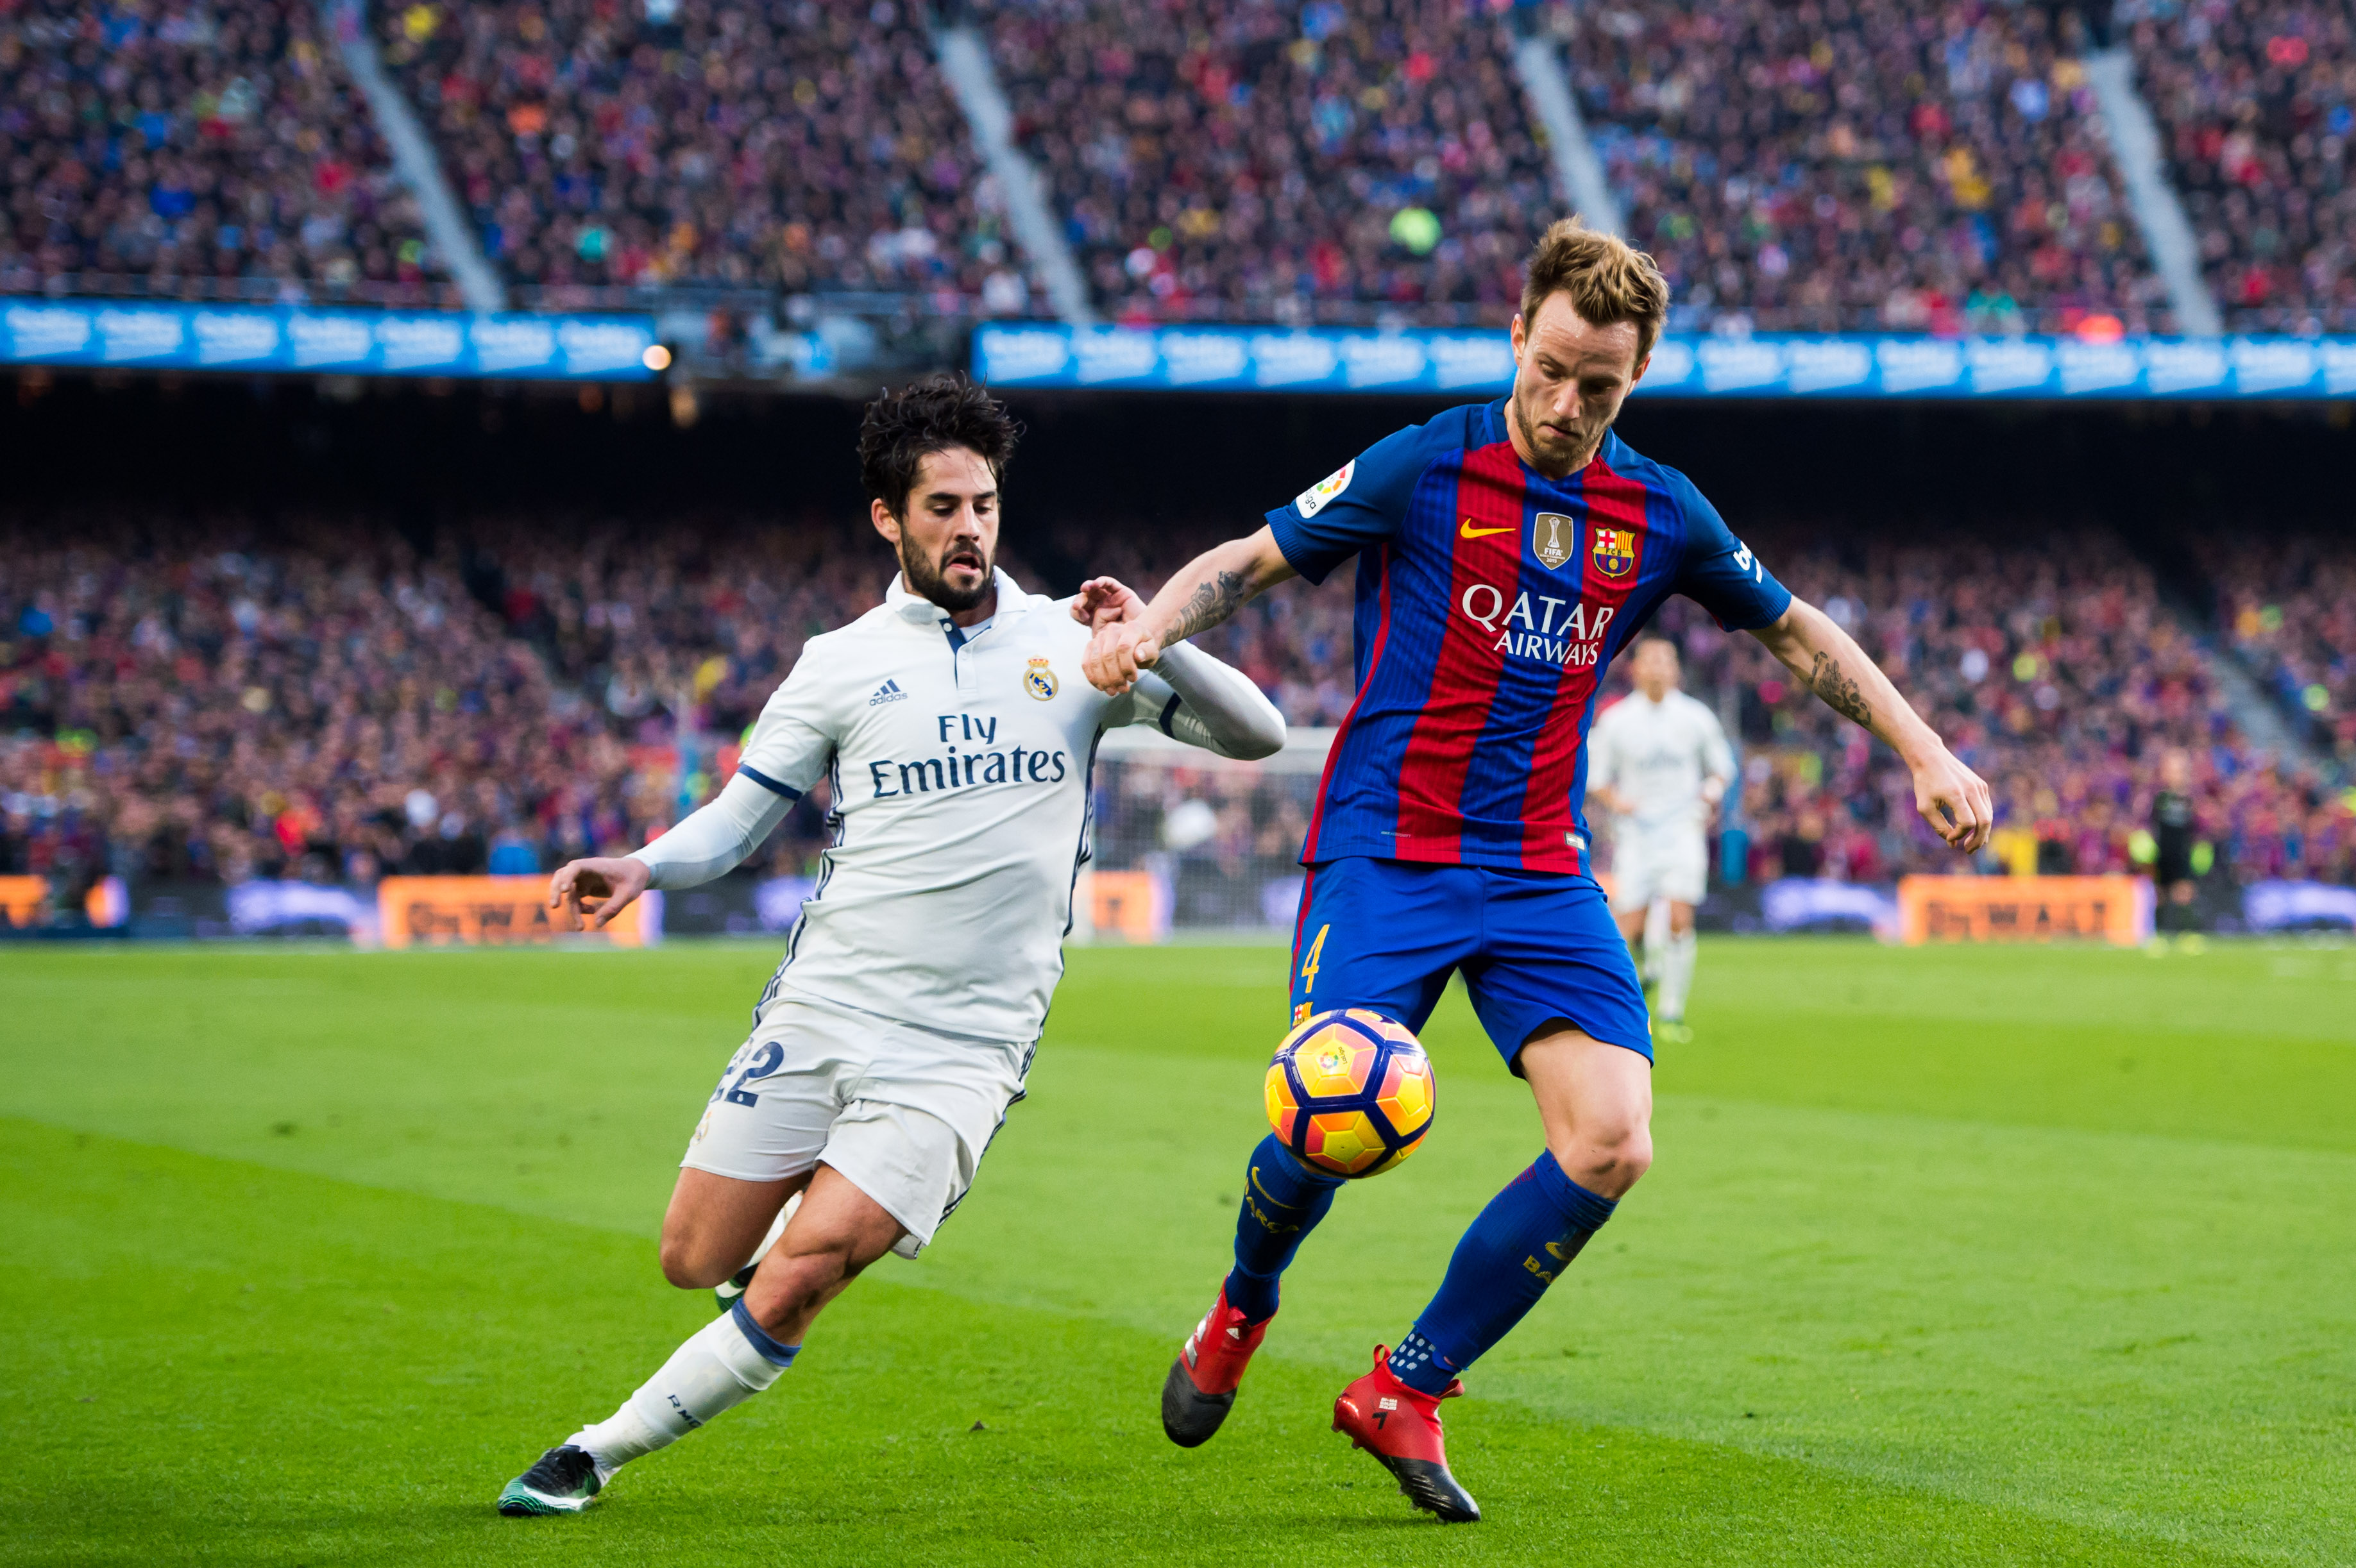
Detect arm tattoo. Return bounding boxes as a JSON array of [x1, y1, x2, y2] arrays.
[[1167, 568, 1246, 643], [1809, 650, 1874, 728]]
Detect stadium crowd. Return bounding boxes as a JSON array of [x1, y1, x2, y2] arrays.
[[9, 0, 2346, 338], [979, 0, 1558, 325], [2200, 532, 2356, 766], [379, 0, 1031, 311], [1552, 0, 2169, 335], [2126, 0, 2356, 332], [0, 509, 1341, 915], [1655, 526, 2355, 887], [0, 0, 448, 302], [2, 509, 2350, 925]]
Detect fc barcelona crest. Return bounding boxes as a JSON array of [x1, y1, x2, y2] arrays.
[[1534, 512, 1574, 571], [1592, 527, 1637, 578]]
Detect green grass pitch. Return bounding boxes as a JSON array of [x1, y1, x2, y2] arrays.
[[3, 936, 2352, 1566]]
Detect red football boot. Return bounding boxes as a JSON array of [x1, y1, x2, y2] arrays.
[[1332, 1345, 1481, 1522], [1160, 1283, 1271, 1447]]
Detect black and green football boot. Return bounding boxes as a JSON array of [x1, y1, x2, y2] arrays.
[[496, 1445, 602, 1516]]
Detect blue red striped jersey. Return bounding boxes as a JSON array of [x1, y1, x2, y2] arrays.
[[1266, 400, 1791, 874]]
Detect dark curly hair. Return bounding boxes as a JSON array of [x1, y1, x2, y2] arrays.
[[856, 373, 1022, 519]]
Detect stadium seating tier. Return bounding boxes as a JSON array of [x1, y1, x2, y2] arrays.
[[378, 0, 1027, 309], [2125, 0, 2356, 331], [1552, 0, 2172, 334], [0, 0, 449, 302], [978, 0, 1561, 325]]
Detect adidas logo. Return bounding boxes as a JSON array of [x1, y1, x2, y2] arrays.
[[868, 679, 908, 707]]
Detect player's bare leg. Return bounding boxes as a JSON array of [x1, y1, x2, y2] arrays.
[[659, 1166, 808, 1309], [1338, 1025, 1650, 1522], [659, 1167, 808, 1288], [736, 1165, 903, 1345], [497, 1165, 903, 1515], [1519, 1025, 1654, 1201]]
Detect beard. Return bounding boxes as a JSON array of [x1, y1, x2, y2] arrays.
[[1512, 388, 1609, 472], [899, 534, 994, 613]]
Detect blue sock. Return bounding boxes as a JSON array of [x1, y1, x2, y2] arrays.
[[1223, 1133, 1344, 1322], [1388, 1151, 1616, 1394]]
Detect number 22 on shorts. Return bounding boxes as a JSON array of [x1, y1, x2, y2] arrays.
[[714, 1041, 784, 1108]]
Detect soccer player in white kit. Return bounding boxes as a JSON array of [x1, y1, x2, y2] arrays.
[[493, 375, 1285, 1516], [1585, 636, 1734, 1043]]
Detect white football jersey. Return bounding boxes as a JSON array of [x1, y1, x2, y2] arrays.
[[733, 569, 1200, 1043], [1586, 688, 1734, 835]]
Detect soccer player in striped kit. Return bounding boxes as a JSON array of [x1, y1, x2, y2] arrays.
[[1080, 219, 1992, 1522]]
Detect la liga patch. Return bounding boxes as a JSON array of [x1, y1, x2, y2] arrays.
[[1294, 461, 1355, 519]]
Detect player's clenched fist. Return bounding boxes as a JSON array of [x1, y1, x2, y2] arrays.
[[1074, 575, 1161, 694], [1908, 749, 1994, 854], [1083, 620, 1160, 695], [548, 855, 651, 930]]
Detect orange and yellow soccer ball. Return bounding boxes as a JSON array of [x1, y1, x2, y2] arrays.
[[1264, 1008, 1435, 1177]]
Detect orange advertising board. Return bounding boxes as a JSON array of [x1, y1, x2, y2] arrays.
[[377, 875, 661, 948], [1087, 870, 1167, 943], [0, 875, 46, 929], [1897, 875, 2151, 947]]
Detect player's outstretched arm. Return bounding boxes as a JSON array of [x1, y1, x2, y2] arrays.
[[1080, 528, 1295, 696], [1748, 597, 1993, 852], [549, 771, 797, 929], [1135, 643, 1287, 759]]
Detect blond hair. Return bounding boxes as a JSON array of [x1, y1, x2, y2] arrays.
[[1520, 218, 1670, 366]]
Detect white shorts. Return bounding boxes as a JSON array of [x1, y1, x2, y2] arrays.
[[681, 990, 1034, 1260], [1610, 827, 1708, 912]]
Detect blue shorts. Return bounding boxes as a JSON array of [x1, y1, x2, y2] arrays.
[[1289, 857, 1653, 1069]]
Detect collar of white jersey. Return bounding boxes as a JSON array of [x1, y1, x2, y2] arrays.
[[886, 566, 1033, 631]]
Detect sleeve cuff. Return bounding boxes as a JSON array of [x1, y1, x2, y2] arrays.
[[1716, 584, 1794, 634], [1264, 509, 1332, 586], [736, 763, 802, 800]]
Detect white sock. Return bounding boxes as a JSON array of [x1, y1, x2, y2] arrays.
[[567, 1310, 794, 1479], [1659, 930, 1699, 1021], [1641, 900, 1672, 984], [750, 1193, 797, 1270]]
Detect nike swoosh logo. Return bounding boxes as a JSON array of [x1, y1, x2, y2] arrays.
[[1459, 519, 1515, 539]]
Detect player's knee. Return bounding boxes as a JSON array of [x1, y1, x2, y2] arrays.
[[1564, 1119, 1652, 1198], [657, 1230, 734, 1291], [1611, 1125, 1656, 1187]]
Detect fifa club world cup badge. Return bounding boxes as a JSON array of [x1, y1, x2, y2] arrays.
[[1024, 657, 1058, 701], [1534, 512, 1573, 570], [1592, 526, 1637, 578]]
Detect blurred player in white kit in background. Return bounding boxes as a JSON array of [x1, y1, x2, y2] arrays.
[[1586, 637, 1734, 1043]]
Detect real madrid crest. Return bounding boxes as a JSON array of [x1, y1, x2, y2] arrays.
[[1534, 512, 1574, 571], [1024, 657, 1058, 701]]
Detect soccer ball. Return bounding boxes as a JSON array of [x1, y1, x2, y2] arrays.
[[1264, 1008, 1435, 1177]]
